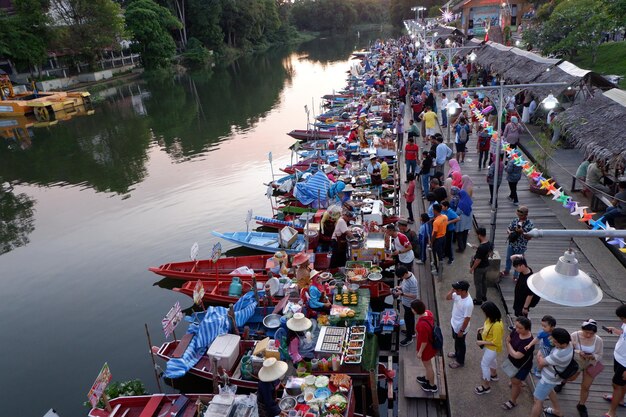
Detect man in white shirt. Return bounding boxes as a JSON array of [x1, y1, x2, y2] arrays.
[[446, 280, 473, 368], [440, 93, 449, 128], [530, 328, 573, 417], [604, 305, 626, 417]]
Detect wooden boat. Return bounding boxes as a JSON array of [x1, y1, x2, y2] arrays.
[[149, 253, 331, 281], [211, 231, 306, 255], [152, 339, 390, 390], [88, 393, 214, 417], [287, 129, 343, 141]]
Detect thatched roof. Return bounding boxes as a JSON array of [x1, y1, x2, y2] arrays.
[[557, 88, 626, 165]]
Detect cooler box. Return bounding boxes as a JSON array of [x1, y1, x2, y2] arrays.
[[278, 226, 299, 248], [207, 334, 241, 371]]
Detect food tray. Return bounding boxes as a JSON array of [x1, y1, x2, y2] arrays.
[[345, 347, 362, 356], [314, 326, 347, 354], [350, 326, 365, 334], [348, 333, 364, 342], [348, 340, 364, 349], [342, 355, 362, 365]]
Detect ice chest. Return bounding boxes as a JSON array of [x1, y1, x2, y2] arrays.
[[207, 334, 241, 371], [278, 226, 298, 248]]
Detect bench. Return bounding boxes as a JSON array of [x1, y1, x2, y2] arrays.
[[591, 192, 613, 212], [172, 333, 194, 358], [138, 395, 164, 417]]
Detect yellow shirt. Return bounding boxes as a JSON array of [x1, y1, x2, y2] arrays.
[[380, 161, 389, 180], [422, 111, 437, 129], [482, 319, 504, 352]]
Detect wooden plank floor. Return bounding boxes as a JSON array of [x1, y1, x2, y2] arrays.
[[461, 128, 625, 417]]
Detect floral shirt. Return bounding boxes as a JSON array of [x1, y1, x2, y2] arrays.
[[507, 217, 534, 251]]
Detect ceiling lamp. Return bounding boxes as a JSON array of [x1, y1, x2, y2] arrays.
[[469, 51, 477, 61], [541, 93, 559, 109], [527, 250, 603, 307]]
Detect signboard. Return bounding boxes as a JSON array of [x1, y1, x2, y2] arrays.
[[190, 242, 199, 261], [211, 242, 222, 263], [469, 6, 500, 35], [162, 301, 183, 339], [193, 280, 205, 305], [87, 363, 112, 408]]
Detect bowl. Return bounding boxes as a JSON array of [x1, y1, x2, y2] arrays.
[[263, 314, 282, 329], [368, 272, 382, 281], [347, 283, 360, 291], [279, 397, 297, 411], [304, 375, 316, 386], [314, 387, 332, 400], [296, 394, 305, 403]]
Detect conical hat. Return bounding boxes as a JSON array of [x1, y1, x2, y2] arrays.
[[287, 312, 312, 332], [292, 252, 309, 266], [258, 357, 288, 382]]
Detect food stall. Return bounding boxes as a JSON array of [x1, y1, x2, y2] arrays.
[[278, 374, 356, 417]]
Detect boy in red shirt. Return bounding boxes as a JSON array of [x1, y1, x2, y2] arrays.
[[413, 299, 439, 393]]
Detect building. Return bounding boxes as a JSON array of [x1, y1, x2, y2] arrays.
[[453, 0, 534, 38]]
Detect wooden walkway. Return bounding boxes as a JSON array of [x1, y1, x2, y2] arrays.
[[462, 127, 626, 417]]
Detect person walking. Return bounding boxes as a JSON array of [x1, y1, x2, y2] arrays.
[[501, 205, 534, 279], [417, 213, 431, 265], [506, 157, 523, 206], [395, 265, 420, 347], [440, 93, 449, 128], [434, 135, 452, 173], [529, 328, 574, 417], [502, 116, 523, 147], [454, 116, 471, 164], [602, 304, 626, 417], [469, 227, 492, 306], [560, 319, 604, 417], [511, 256, 540, 317], [441, 200, 459, 265], [420, 151, 433, 197], [405, 137, 420, 179], [403, 173, 416, 224], [413, 299, 439, 393], [487, 154, 504, 206], [453, 188, 473, 252], [446, 280, 473, 369], [474, 301, 504, 395], [476, 125, 491, 170], [394, 114, 405, 150], [502, 317, 535, 411], [420, 106, 438, 138]]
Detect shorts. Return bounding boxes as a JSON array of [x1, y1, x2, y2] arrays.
[[533, 380, 558, 400], [426, 127, 436, 136], [514, 365, 531, 381], [613, 359, 626, 386], [455, 142, 467, 153]]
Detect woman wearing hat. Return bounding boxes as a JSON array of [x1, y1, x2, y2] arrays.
[[329, 211, 354, 269], [292, 252, 312, 290], [307, 271, 332, 313], [268, 251, 288, 276], [257, 357, 288, 417], [287, 312, 313, 363]]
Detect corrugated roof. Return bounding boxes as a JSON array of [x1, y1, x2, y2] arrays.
[[603, 88, 626, 107]]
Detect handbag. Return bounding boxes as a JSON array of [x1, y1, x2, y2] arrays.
[[477, 324, 493, 350], [501, 358, 520, 378], [586, 361, 605, 378]]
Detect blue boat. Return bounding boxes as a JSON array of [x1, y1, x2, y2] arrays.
[[211, 231, 306, 255]]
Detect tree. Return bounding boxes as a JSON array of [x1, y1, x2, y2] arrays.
[[48, 0, 125, 66], [0, 0, 49, 72], [125, 0, 182, 69], [186, 0, 223, 52]]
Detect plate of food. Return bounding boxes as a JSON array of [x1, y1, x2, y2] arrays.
[[326, 393, 348, 412], [343, 355, 362, 364], [350, 326, 365, 334], [349, 333, 364, 341], [315, 375, 330, 388], [348, 340, 364, 348], [367, 272, 382, 281], [346, 347, 362, 356]]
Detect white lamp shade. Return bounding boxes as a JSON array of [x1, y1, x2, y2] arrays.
[[469, 52, 477, 61], [542, 93, 559, 109], [446, 101, 461, 115], [527, 250, 603, 307]]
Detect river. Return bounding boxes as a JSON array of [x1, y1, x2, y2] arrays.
[[0, 29, 394, 417]]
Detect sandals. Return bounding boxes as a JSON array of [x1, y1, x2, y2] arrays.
[[475, 385, 491, 395], [543, 407, 564, 417], [602, 394, 626, 407], [501, 400, 516, 410]]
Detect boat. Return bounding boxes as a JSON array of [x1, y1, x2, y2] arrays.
[[152, 339, 390, 390], [0, 73, 93, 121], [149, 253, 331, 281], [88, 393, 215, 417], [211, 231, 306, 255], [287, 129, 343, 141]]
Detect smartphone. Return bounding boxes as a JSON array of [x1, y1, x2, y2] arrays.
[[602, 325, 613, 333]]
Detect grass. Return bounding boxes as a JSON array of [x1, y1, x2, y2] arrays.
[[571, 41, 626, 89]]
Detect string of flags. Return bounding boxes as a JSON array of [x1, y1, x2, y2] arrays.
[[430, 52, 626, 253]]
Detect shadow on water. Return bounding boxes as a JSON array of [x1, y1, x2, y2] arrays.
[[0, 188, 36, 255]]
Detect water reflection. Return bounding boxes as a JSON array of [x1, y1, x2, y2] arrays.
[[0, 186, 36, 255]]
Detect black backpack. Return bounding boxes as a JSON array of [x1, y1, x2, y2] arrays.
[[553, 351, 580, 381], [426, 320, 444, 351]]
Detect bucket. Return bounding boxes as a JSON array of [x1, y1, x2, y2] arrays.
[[305, 230, 319, 250]]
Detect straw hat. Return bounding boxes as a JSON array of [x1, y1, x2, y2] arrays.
[[258, 357, 288, 382], [343, 184, 355, 192], [309, 269, 321, 279], [287, 312, 312, 332], [292, 252, 309, 266], [274, 251, 285, 260]]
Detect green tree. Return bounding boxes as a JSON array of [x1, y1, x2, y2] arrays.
[[186, 0, 224, 52], [0, 0, 49, 72], [48, 0, 125, 66], [125, 0, 182, 69]]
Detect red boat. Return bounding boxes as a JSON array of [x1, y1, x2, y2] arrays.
[[149, 253, 331, 281], [88, 393, 214, 417], [152, 339, 390, 390], [287, 129, 345, 141]]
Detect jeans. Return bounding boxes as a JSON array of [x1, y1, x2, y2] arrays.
[[504, 245, 526, 276], [406, 159, 417, 177], [403, 304, 415, 338], [478, 151, 489, 168], [508, 181, 519, 203], [421, 173, 430, 196], [444, 229, 454, 261], [452, 327, 467, 365], [432, 236, 445, 270], [406, 200, 415, 222], [488, 183, 501, 206], [441, 110, 448, 126], [473, 266, 488, 301]]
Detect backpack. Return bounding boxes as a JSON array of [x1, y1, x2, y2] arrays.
[[553, 351, 580, 382], [426, 320, 444, 351], [458, 125, 469, 144]]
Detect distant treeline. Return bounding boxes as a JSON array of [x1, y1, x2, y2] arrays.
[[0, 0, 391, 73]]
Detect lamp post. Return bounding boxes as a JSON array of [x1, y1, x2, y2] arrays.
[[440, 81, 567, 243]]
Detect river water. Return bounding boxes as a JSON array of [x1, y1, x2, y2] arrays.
[[0, 30, 394, 417]]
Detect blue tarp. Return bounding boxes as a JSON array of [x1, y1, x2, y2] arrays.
[[293, 170, 332, 208], [163, 291, 258, 378]]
